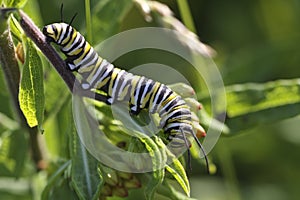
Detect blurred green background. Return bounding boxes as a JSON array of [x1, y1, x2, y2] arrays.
[[1, 0, 300, 199], [189, 0, 300, 199]]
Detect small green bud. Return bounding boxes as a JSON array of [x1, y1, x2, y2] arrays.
[[123, 176, 141, 189], [112, 186, 128, 197]]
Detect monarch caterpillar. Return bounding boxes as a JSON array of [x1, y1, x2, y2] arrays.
[[43, 21, 209, 172]]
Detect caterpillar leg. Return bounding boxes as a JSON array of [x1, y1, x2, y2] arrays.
[[81, 81, 91, 90], [180, 128, 192, 171]]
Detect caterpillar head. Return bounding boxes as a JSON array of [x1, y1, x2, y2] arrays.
[[43, 23, 70, 44]]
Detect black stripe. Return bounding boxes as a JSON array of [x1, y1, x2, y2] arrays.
[[143, 79, 155, 109], [109, 68, 121, 103], [135, 77, 148, 112], [152, 84, 168, 113], [80, 49, 97, 67], [159, 96, 180, 115], [157, 87, 173, 116], [62, 27, 74, 47], [100, 69, 113, 93], [148, 82, 161, 114], [63, 33, 83, 54], [166, 109, 191, 122], [164, 123, 192, 133], [114, 70, 129, 101], [52, 25, 58, 40]]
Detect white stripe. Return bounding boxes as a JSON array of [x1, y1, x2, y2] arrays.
[[164, 122, 183, 129], [57, 25, 67, 44], [68, 34, 85, 55], [150, 85, 163, 113], [117, 72, 133, 100], [79, 50, 98, 70], [160, 95, 177, 112], [156, 88, 172, 114], [160, 109, 191, 128], [160, 109, 179, 127], [139, 79, 152, 107], [76, 48, 93, 67], [62, 33, 80, 52], [133, 76, 145, 111], [112, 70, 125, 100], [89, 59, 109, 84], [94, 63, 114, 86]]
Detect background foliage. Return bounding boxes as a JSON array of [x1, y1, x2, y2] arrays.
[[0, 0, 300, 199]]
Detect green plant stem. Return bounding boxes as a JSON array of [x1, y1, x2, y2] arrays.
[[0, 23, 21, 116], [176, 0, 196, 33], [0, 13, 46, 171], [85, 0, 92, 43]]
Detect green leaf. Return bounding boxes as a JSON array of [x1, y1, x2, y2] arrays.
[[0, 130, 28, 177], [225, 79, 300, 133], [43, 97, 71, 158], [157, 180, 197, 200], [139, 136, 166, 200], [4, 0, 28, 8], [92, 0, 133, 43], [0, 129, 28, 177], [18, 38, 44, 128], [41, 160, 72, 200], [8, 129, 28, 177], [70, 122, 103, 200], [9, 14, 23, 41], [165, 150, 190, 197], [0, 112, 19, 131], [199, 107, 229, 135]]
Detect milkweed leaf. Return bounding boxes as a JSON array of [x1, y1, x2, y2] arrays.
[[226, 79, 300, 133], [71, 98, 104, 200], [41, 160, 71, 200], [139, 136, 165, 200], [18, 38, 44, 128], [92, 0, 133, 43], [165, 149, 190, 197], [4, 0, 27, 8]]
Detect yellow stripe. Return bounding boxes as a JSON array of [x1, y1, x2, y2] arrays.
[[53, 26, 62, 42], [118, 85, 130, 100], [62, 29, 77, 46], [141, 83, 155, 108], [161, 92, 177, 108], [79, 57, 102, 74], [130, 76, 140, 105], [73, 43, 91, 65], [82, 58, 103, 83], [148, 82, 161, 109], [108, 68, 121, 96], [96, 76, 110, 89]]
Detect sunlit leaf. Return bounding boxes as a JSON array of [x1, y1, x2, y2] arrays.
[[165, 150, 190, 197], [4, 0, 27, 8], [139, 136, 165, 200], [18, 38, 44, 128], [226, 79, 300, 133], [9, 14, 23, 41]]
